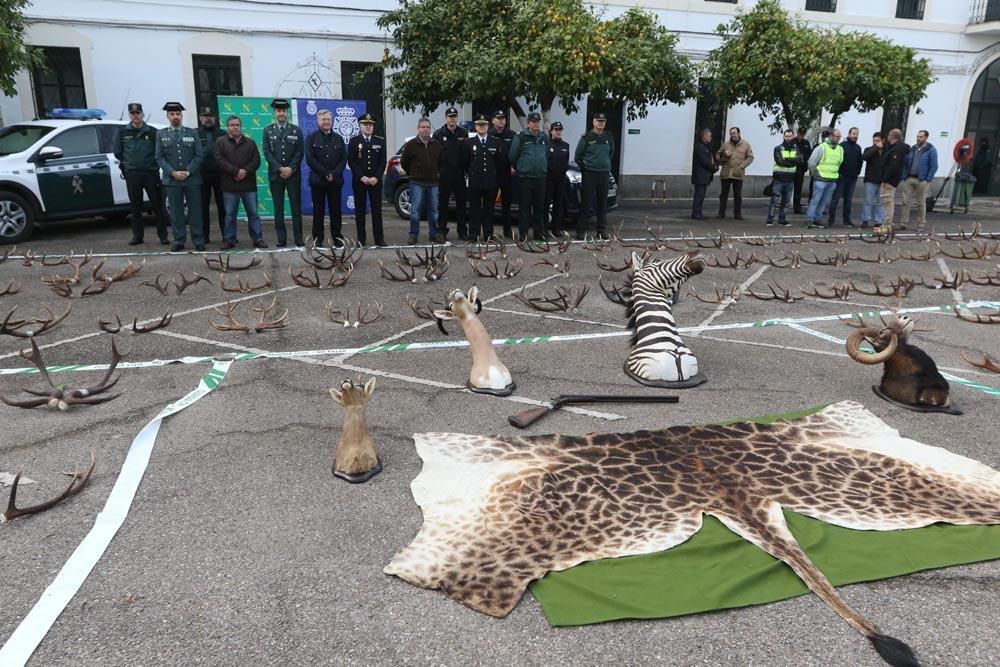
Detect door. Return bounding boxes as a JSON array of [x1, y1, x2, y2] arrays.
[[35, 126, 114, 215], [97, 124, 131, 205], [585, 97, 624, 181]]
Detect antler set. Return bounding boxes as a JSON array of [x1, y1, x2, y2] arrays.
[[470, 257, 523, 280], [203, 254, 262, 272], [221, 272, 272, 295], [98, 313, 173, 335], [327, 301, 383, 328], [209, 297, 288, 333], [301, 238, 364, 270], [0, 304, 71, 338], [515, 284, 590, 313], [1, 338, 125, 410], [289, 264, 354, 289], [43, 256, 144, 298], [140, 272, 211, 295], [2, 453, 96, 522]]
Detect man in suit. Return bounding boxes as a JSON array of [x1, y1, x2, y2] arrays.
[[463, 113, 502, 242], [155, 102, 207, 251], [347, 113, 387, 246], [304, 108, 347, 246], [262, 98, 305, 247], [691, 129, 717, 220]]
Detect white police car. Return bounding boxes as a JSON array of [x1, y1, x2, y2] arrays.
[[0, 109, 160, 244]]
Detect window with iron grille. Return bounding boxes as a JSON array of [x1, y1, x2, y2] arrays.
[[31, 47, 86, 117], [192, 55, 243, 114], [895, 0, 925, 20], [805, 0, 837, 12]]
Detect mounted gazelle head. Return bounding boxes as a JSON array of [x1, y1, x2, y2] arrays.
[[433, 287, 514, 396], [329, 377, 381, 483]]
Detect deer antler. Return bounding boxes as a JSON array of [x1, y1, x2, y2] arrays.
[[251, 297, 288, 332], [94, 259, 144, 284], [688, 284, 740, 304], [379, 259, 416, 282], [898, 246, 939, 261], [396, 245, 447, 267], [514, 284, 590, 313], [1, 338, 124, 410], [581, 234, 614, 252], [220, 272, 272, 295], [944, 224, 981, 242], [744, 281, 801, 303], [0, 303, 70, 338], [140, 274, 172, 295], [2, 453, 96, 522], [209, 302, 252, 333], [799, 282, 851, 300], [176, 272, 210, 294], [98, 315, 123, 334], [405, 294, 447, 322], [705, 251, 757, 270], [469, 257, 523, 280], [954, 306, 1000, 324], [800, 249, 844, 266], [326, 301, 383, 328], [598, 273, 631, 306], [534, 256, 570, 275], [761, 251, 801, 269], [514, 236, 552, 254], [962, 351, 1000, 374], [848, 276, 911, 298], [132, 313, 172, 334], [0, 280, 18, 296], [594, 253, 640, 272], [203, 253, 262, 272], [288, 264, 352, 289]]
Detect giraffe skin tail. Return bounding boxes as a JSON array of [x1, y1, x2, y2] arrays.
[[868, 634, 920, 667]]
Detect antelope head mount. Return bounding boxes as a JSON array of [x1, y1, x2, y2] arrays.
[[433, 287, 514, 396]]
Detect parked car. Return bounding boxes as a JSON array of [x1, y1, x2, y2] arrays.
[[383, 140, 618, 222], [0, 111, 162, 244]]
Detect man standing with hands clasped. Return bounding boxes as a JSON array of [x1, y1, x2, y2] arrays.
[[213, 115, 264, 249], [263, 98, 305, 247], [463, 113, 502, 243], [897, 130, 938, 232], [574, 112, 614, 240], [304, 109, 347, 247], [114, 102, 169, 246], [155, 102, 206, 252], [347, 113, 387, 247], [716, 126, 753, 220]]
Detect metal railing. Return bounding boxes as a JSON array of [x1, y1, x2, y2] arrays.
[[971, 0, 1000, 24]]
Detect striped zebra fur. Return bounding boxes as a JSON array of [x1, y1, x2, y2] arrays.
[[624, 250, 708, 388]]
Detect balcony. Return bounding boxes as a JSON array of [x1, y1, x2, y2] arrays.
[[969, 0, 1000, 34]]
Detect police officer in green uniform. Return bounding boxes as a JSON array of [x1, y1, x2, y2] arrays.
[[574, 112, 614, 240], [347, 113, 387, 247], [262, 98, 305, 247], [155, 102, 207, 251], [114, 102, 169, 246], [197, 106, 226, 244]]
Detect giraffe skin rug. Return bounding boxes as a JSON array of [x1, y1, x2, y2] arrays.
[[385, 400, 1000, 667]]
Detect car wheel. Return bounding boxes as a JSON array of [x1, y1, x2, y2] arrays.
[[394, 185, 411, 220], [0, 191, 35, 244]]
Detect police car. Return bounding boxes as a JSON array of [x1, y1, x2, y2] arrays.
[[0, 109, 161, 244]]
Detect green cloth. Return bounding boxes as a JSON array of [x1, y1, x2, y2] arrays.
[[529, 405, 1000, 626]]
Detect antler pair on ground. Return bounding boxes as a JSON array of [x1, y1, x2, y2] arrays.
[[98, 313, 172, 335], [379, 257, 448, 283], [327, 302, 383, 328], [209, 297, 288, 333], [140, 272, 211, 295], [290, 264, 353, 289], [515, 284, 590, 313], [2, 453, 96, 522], [301, 238, 364, 270], [44, 257, 144, 298], [203, 254, 261, 272], [0, 304, 71, 338], [1, 338, 124, 410]]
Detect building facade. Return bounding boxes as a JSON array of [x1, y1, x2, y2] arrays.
[[4, 0, 1000, 197]]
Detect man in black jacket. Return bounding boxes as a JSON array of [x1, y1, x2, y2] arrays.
[[691, 129, 717, 220], [197, 107, 226, 244], [347, 113, 387, 246], [876, 128, 908, 232], [433, 107, 469, 241], [489, 110, 515, 238], [546, 121, 570, 236], [305, 109, 348, 247], [463, 113, 502, 242], [767, 129, 799, 227], [860, 132, 883, 228], [792, 127, 811, 214], [827, 126, 862, 227]]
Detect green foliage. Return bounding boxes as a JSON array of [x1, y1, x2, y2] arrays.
[[0, 0, 45, 98], [706, 0, 934, 133], [376, 0, 694, 123]]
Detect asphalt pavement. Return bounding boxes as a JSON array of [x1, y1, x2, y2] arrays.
[[1, 196, 998, 666]]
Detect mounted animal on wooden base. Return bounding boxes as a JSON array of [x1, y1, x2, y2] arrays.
[[330, 378, 381, 483]]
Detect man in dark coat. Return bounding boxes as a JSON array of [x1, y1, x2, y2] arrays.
[[463, 113, 502, 242], [347, 113, 387, 247], [827, 126, 863, 227], [489, 110, 515, 238], [546, 121, 570, 236], [213, 115, 264, 249], [876, 128, 909, 232], [792, 127, 812, 214], [860, 132, 884, 228], [433, 107, 469, 240], [197, 107, 226, 243], [304, 108, 348, 247], [691, 129, 718, 220]]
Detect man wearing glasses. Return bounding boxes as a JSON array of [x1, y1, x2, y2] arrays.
[[113, 102, 169, 245]]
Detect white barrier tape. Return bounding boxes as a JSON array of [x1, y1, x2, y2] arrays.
[[0, 360, 232, 666]]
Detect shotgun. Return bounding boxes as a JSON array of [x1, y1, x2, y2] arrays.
[[508, 394, 680, 429]]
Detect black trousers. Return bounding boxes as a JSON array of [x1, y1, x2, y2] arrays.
[[311, 183, 342, 245], [793, 168, 807, 212], [719, 178, 743, 216], [493, 175, 513, 236], [468, 187, 495, 241], [438, 168, 467, 237], [270, 177, 304, 245], [201, 174, 224, 241], [546, 174, 567, 234], [352, 178, 384, 246], [518, 177, 547, 239], [576, 170, 609, 235], [692, 183, 708, 218], [125, 169, 168, 241]]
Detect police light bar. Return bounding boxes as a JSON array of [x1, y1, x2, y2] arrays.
[[47, 108, 107, 120]]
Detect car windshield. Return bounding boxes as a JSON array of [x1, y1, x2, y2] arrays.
[[0, 125, 54, 156]]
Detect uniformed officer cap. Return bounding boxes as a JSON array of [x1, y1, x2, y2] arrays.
[[526, 112, 541, 122], [162, 102, 185, 112], [593, 112, 607, 121], [270, 98, 291, 110], [358, 113, 375, 124], [493, 109, 507, 119], [550, 121, 564, 130], [473, 113, 490, 124], [198, 106, 215, 116], [445, 106, 459, 117], [127, 102, 143, 113]]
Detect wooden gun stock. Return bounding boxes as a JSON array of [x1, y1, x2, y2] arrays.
[[508, 394, 679, 429]]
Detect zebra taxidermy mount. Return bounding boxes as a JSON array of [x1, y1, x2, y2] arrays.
[[624, 251, 707, 388]]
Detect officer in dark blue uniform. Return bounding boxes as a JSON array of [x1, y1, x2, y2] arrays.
[[347, 113, 387, 246], [433, 106, 469, 241], [463, 113, 502, 242], [262, 98, 305, 247], [489, 109, 515, 238], [546, 121, 571, 236], [155, 102, 207, 251], [304, 108, 347, 246]]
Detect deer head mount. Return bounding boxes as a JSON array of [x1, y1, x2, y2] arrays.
[[330, 377, 381, 483]]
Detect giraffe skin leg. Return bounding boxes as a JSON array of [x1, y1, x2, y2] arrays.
[[710, 502, 919, 667]]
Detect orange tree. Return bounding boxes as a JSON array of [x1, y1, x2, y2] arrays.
[[706, 0, 933, 133], [375, 0, 694, 126], [1, 0, 45, 97]]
